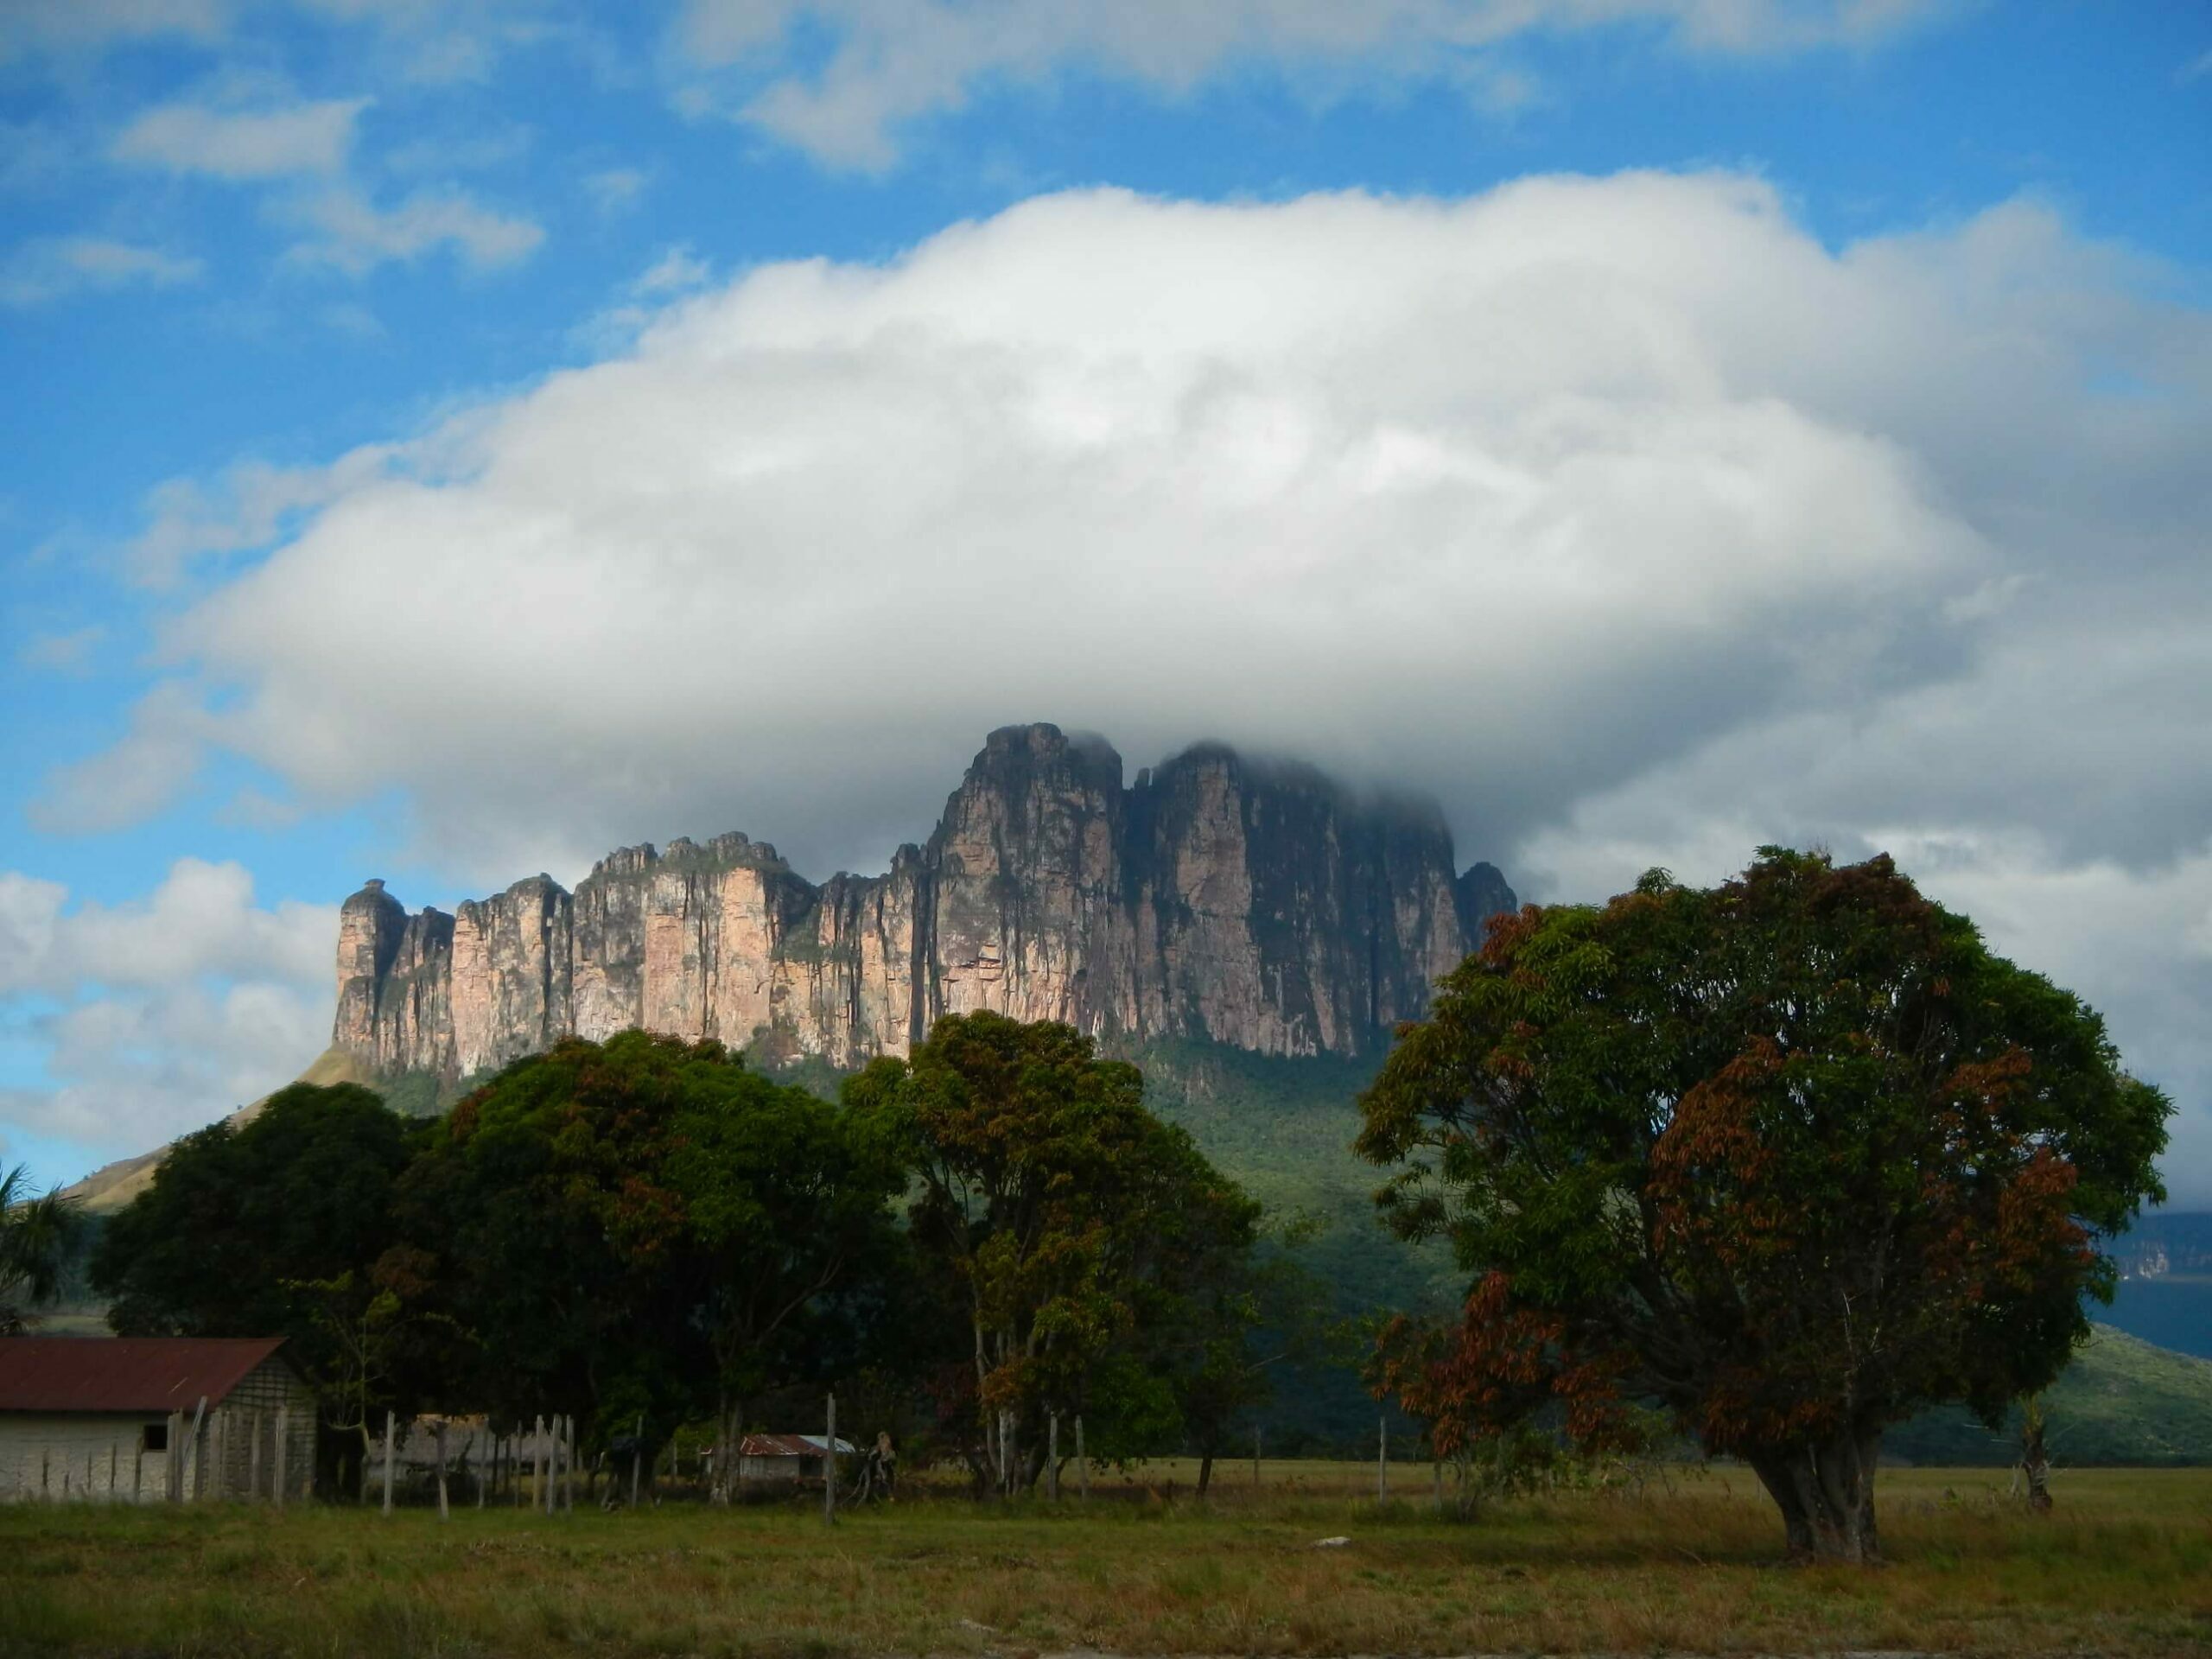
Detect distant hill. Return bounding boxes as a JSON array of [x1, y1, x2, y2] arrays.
[[56, 1046, 379, 1217], [1887, 1325, 2212, 1466]]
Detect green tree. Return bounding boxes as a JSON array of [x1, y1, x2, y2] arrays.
[[92, 1084, 416, 1374], [849, 1012, 1261, 1494], [660, 1045, 907, 1499], [0, 1164, 79, 1335], [401, 1030, 903, 1473], [1357, 849, 2169, 1562]]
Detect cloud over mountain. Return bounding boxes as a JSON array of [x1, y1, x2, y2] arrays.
[[44, 169, 2212, 1195]]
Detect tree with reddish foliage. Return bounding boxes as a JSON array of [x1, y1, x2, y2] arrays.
[[1357, 848, 2169, 1562]]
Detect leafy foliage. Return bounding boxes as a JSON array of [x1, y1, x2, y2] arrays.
[[92, 1083, 418, 1402], [846, 1012, 1262, 1491], [0, 1163, 79, 1335], [398, 1030, 905, 1467], [1357, 848, 2170, 1560]]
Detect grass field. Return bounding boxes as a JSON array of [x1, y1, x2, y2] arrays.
[[3, 1461, 2209, 1656]]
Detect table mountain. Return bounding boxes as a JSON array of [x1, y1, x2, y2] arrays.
[[333, 723, 1516, 1082]]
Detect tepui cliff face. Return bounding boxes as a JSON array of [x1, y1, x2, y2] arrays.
[[333, 724, 1517, 1081]]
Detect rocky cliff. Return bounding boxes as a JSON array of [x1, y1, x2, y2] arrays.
[[333, 725, 1516, 1080]]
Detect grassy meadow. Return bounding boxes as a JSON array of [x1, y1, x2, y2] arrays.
[[3, 1460, 2209, 1657]]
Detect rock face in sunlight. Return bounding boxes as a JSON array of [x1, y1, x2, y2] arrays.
[[332, 724, 1516, 1080]]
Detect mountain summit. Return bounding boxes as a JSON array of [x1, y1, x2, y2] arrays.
[[333, 724, 1515, 1082]]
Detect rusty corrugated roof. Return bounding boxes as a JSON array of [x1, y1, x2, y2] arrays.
[[738, 1433, 853, 1457], [0, 1338, 289, 1414]]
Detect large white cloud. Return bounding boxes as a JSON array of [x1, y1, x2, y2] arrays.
[[671, 0, 1953, 167], [0, 861, 336, 1160], [50, 168, 2212, 1198]]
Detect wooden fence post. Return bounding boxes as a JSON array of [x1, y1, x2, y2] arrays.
[[248, 1409, 263, 1502], [187, 1398, 207, 1502], [1377, 1416, 1387, 1502], [476, 1432, 486, 1510], [166, 1409, 183, 1501], [434, 1421, 449, 1521], [272, 1405, 288, 1510], [533, 1416, 545, 1513], [108, 1438, 118, 1503], [1047, 1413, 1059, 1501], [823, 1395, 836, 1526], [1255, 1425, 1262, 1488], [563, 1416, 575, 1515], [381, 1410, 396, 1516], [1075, 1415, 1088, 1503], [630, 1414, 643, 1510]]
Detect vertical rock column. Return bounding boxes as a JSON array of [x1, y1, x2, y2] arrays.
[[334, 880, 407, 1063]]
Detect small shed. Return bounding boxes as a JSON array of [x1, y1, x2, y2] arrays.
[[736, 1432, 854, 1489], [0, 1337, 316, 1504]]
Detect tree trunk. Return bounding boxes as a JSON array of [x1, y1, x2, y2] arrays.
[[1747, 1426, 1884, 1563], [2018, 1397, 2052, 1514], [712, 1396, 741, 1506], [1197, 1452, 1213, 1497]]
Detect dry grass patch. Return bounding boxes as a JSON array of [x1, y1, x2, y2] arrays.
[[0, 1463, 2206, 1656]]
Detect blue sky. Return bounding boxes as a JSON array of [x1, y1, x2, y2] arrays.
[[3, 0, 2209, 1202]]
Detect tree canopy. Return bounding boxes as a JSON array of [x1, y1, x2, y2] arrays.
[[92, 1083, 416, 1369], [847, 1011, 1262, 1493], [1357, 848, 2170, 1561], [398, 1030, 906, 1475]]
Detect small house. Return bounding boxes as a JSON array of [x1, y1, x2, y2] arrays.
[[736, 1432, 854, 1490], [0, 1337, 315, 1503]]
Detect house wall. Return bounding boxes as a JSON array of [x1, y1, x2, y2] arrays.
[[0, 1414, 170, 1503], [201, 1360, 318, 1503], [0, 1357, 317, 1505]]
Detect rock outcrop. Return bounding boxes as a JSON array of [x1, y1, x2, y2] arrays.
[[333, 725, 1516, 1080]]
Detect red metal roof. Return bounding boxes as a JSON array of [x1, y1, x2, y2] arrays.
[[738, 1433, 853, 1457], [0, 1338, 289, 1414]]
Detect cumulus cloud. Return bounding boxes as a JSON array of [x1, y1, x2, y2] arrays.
[[0, 861, 336, 1160], [54, 170, 2212, 1197], [111, 96, 367, 178], [0, 236, 202, 307], [0, 858, 332, 995], [670, 0, 1952, 168], [128, 446, 402, 588], [29, 683, 211, 835]]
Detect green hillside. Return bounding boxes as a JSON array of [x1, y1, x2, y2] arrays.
[[1887, 1325, 2212, 1467], [1121, 1037, 1459, 1318], [1111, 1039, 2212, 1468]]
